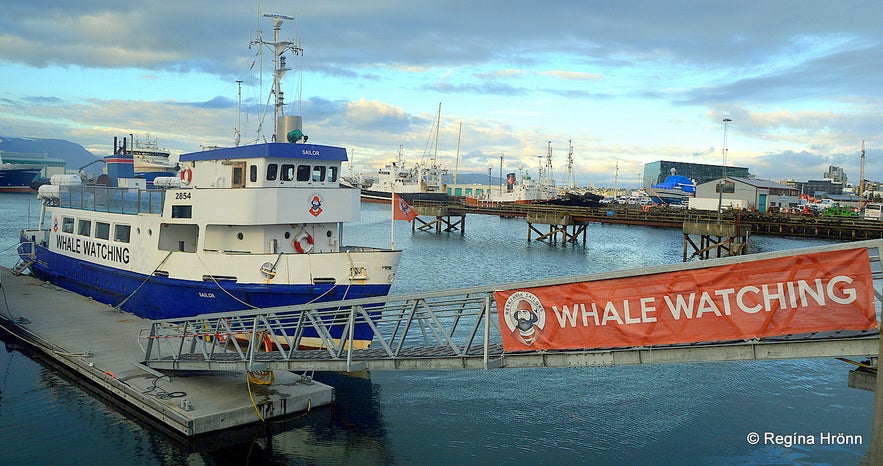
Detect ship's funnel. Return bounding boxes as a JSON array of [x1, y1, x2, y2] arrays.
[[277, 115, 307, 143]]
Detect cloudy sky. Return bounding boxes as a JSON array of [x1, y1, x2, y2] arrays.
[[1, 1, 880, 188]]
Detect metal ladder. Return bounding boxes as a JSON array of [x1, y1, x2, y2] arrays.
[[11, 259, 34, 276]]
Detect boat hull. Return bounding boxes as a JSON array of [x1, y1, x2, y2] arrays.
[[21, 238, 391, 344], [647, 188, 693, 205], [0, 167, 41, 192]]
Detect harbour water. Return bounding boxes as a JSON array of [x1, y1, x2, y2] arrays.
[[0, 194, 875, 464]]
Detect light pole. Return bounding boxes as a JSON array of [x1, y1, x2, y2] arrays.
[[722, 118, 732, 178]]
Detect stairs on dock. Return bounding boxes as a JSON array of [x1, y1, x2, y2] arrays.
[[11, 260, 33, 276]]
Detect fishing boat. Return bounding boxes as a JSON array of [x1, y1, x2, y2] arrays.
[[465, 142, 558, 205], [360, 145, 449, 203], [359, 104, 450, 203], [645, 168, 696, 205], [15, 13, 402, 349]]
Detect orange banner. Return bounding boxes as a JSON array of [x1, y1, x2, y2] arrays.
[[495, 248, 878, 351]]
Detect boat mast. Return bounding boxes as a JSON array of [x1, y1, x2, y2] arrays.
[[251, 13, 302, 141], [234, 80, 243, 146], [432, 103, 441, 168], [567, 139, 575, 189]]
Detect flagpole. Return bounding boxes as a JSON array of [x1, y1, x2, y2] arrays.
[[390, 186, 395, 250]]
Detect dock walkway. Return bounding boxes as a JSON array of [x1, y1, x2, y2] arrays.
[[0, 270, 332, 436]]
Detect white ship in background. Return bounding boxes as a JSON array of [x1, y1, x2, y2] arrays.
[[468, 142, 558, 204]]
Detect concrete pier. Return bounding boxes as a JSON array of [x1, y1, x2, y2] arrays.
[[0, 269, 333, 436]]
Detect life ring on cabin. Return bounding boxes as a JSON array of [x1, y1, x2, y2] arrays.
[[179, 168, 193, 185], [641, 205, 651, 212], [293, 232, 314, 253]]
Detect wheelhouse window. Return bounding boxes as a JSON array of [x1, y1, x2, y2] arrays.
[[312, 165, 326, 182], [77, 219, 91, 236], [62, 217, 75, 234], [114, 224, 131, 243], [281, 164, 295, 181], [95, 222, 110, 240], [266, 163, 279, 181], [296, 164, 311, 182], [328, 166, 339, 182], [171, 205, 193, 218], [249, 164, 258, 183]]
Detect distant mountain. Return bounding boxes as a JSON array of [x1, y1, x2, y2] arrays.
[[0, 136, 104, 174]]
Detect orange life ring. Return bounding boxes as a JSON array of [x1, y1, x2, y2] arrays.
[[642, 205, 651, 212], [293, 232, 314, 253], [179, 168, 193, 184]]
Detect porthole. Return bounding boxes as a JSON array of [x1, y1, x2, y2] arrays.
[[237, 232, 244, 240], [284, 232, 291, 239]]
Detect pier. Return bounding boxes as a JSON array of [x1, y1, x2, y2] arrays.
[[409, 201, 883, 242], [0, 274, 333, 436]]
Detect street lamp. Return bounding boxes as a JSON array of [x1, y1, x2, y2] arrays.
[[722, 118, 732, 178]]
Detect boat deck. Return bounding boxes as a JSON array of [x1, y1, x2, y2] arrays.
[[0, 268, 332, 436]]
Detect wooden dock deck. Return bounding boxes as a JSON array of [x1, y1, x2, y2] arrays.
[[0, 269, 333, 436], [410, 201, 883, 241]]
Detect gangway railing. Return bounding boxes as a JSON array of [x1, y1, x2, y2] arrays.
[[141, 240, 883, 373]]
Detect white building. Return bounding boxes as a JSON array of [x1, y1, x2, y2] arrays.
[[694, 177, 799, 213]]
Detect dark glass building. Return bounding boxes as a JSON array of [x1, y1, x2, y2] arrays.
[[643, 160, 752, 187]]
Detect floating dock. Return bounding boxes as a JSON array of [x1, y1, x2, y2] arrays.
[[0, 268, 333, 436]]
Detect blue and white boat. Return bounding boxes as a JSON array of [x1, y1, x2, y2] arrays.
[[16, 14, 402, 349], [645, 168, 696, 205]]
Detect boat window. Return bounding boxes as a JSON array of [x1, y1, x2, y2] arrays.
[[296, 164, 310, 182], [114, 224, 131, 243], [266, 163, 278, 181], [328, 166, 338, 182], [77, 219, 92, 237], [62, 217, 75, 234], [172, 205, 193, 218], [312, 166, 326, 182], [249, 164, 257, 183], [95, 222, 110, 240], [231, 162, 245, 188], [281, 164, 295, 181]]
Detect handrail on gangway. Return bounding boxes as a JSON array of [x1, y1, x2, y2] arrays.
[[140, 240, 883, 373]]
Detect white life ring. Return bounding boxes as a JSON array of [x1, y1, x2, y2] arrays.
[[179, 168, 193, 185], [293, 232, 314, 254]]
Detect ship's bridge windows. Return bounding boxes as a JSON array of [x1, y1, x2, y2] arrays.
[[114, 224, 131, 243], [312, 165, 326, 182], [77, 219, 92, 237], [328, 166, 338, 182], [249, 164, 258, 183], [281, 164, 295, 182], [95, 222, 110, 240], [61, 217, 75, 234], [266, 163, 278, 181], [296, 164, 311, 182]]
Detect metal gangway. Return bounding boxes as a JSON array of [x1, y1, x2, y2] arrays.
[[141, 240, 883, 373]]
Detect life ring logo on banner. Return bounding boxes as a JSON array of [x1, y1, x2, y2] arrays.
[[502, 291, 546, 347]]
